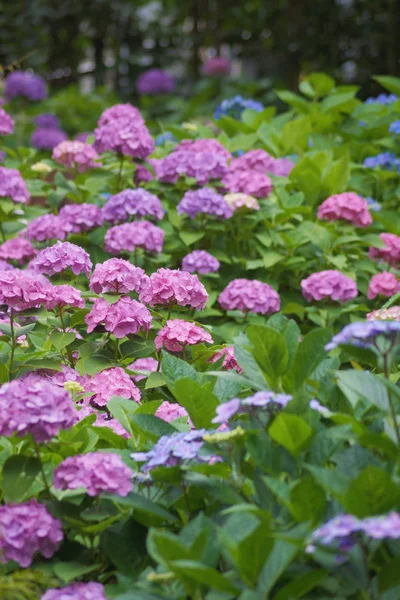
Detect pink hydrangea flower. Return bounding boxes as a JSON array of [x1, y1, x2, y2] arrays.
[[222, 169, 272, 198], [229, 149, 276, 173], [98, 104, 144, 127], [44, 284, 85, 310], [41, 582, 107, 600], [269, 157, 294, 177], [151, 150, 228, 185], [0, 102, 14, 135], [0, 167, 30, 203], [0, 269, 48, 310], [59, 203, 104, 233], [369, 233, 400, 266], [317, 192, 372, 228], [367, 272, 400, 300], [218, 279, 280, 314], [367, 306, 400, 321], [155, 401, 190, 423], [182, 250, 220, 274], [0, 238, 36, 262], [26, 214, 69, 242], [301, 270, 358, 302], [0, 259, 15, 271], [0, 379, 78, 442], [78, 404, 130, 438], [86, 296, 152, 338], [90, 258, 148, 294], [94, 111, 154, 159], [203, 57, 231, 76], [174, 139, 231, 160], [52, 140, 101, 172], [103, 188, 164, 223], [34, 241, 92, 276], [208, 346, 243, 373], [128, 357, 158, 382], [137, 69, 175, 95], [53, 452, 133, 497], [85, 367, 141, 407], [139, 268, 208, 309], [0, 500, 63, 568], [155, 319, 213, 352], [104, 221, 164, 255], [224, 192, 260, 211], [177, 187, 233, 219]]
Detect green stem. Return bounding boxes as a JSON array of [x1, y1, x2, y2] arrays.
[[383, 353, 400, 447], [114, 338, 120, 362], [117, 154, 125, 192], [8, 308, 16, 382], [34, 443, 51, 494], [0, 223, 5, 242], [59, 308, 75, 368]]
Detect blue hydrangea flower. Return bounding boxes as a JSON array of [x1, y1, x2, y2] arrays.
[[365, 93, 398, 105], [214, 95, 263, 121], [212, 391, 292, 423], [363, 152, 400, 172], [365, 197, 381, 212], [325, 321, 400, 351], [389, 120, 400, 135], [155, 131, 177, 146]]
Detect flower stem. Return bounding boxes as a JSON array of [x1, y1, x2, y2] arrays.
[[34, 443, 51, 494], [0, 223, 5, 242], [117, 154, 125, 192], [59, 308, 75, 368], [383, 353, 400, 447], [114, 338, 120, 362], [8, 308, 16, 382]]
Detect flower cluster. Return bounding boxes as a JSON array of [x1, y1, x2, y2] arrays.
[[35, 113, 60, 128], [102, 188, 164, 223], [365, 197, 381, 212], [41, 582, 107, 600], [228, 149, 293, 177], [26, 214, 69, 242], [0, 500, 62, 567], [389, 119, 400, 135], [367, 272, 400, 299], [325, 320, 400, 351], [44, 284, 85, 310], [214, 95, 263, 120], [155, 401, 190, 424], [0, 270, 48, 310], [222, 169, 272, 198], [208, 346, 243, 373], [90, 258, 148, 294], [174, 139, 231, 160], [97, 103, 143, 127], [4, 71, 47, 101], [34, 241, 92, 276], [0, 237, 36, 262], [364, 152, 400, 172], [86, 297, 152, 337], [0, 102, 14, 136], [59, 203, 104, 233], [366, 93, 398, 104], [31, 128, 68, 151], [105, 221, 165, 255], [155, 319, 213, 352], [367, 306, 400, 321], [129, 357, 158, 381], [369, 233, 400, 266], [203, 56, 231, 75], [0, 167, 30, 203], [52, 140, 101, 172], [0, 379, 78, 442], [177, 188, 233, 219], [182, 250, 220, 274], [213, 391, 292, 423], [137, 68, 175, 95], [317, 192, 372, 228], [84, 367, 141, 407], [151, 150, 228, 185], [224, 193, 260, 211], [139, 268, 208, 309], [155, 131, 177, 146], [218, 279, 280, 314], [53, 452, 133, 496], [301, 270, 358, 303]]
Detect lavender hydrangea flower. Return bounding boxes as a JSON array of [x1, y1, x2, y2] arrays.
[[0, 238, 36, 263], [104, 221, 165, 255], [177, 188, 233, 219], [0, 500, 63, 567], [137, 69, 175, 95], [34, 113, 60, 129], [301, 270, 358, 303], [364, 152, 400, 172], [4, 71, 47, 102], [132, 429, 211, 471], [98, 104, 143, 127], [389, 120, 400, 135], [213, 391, 292, 423], [90, 258, 148, 294], [26, 214, 69, 242], [34, 241, 92, 276], [0, 167, 30, 203], [41, 582, 107, 600], [53, 452, 133, 496], [174, 139, 231, 159], [0, 259, 15, 271], [31, 128, 68, 151], [85, 296, 152, 338], [218, 279, 280, 314], [0, 102, 14, 136], [103, 188, 164, 223], [94, 105, 154, 159], [139, 268, 208, 310], [182, 250, 220, 274], [151, 150, 228, 185], [0, 379, 78, 442], [325, 320, 400, 351], [366, 93, 398, 104], [44, 284, 85, 310], [222, 169, 272, 198], [0, 270, 48, 310], [59, 203, 104, 233]]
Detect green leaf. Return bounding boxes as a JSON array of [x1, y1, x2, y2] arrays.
[[108, 396, 138, 435], [274, 569, 328, 599], [323, 155, 349, 195], [285, 328, 332, 391], [169, 560, 240, 594], [50, 331, 76, 351], [246, 325, 289, 386], [320, 91, 356, 112], [373, 75, 400, 96], [145, 371, 166, 389], [53, 561, 101, 583], [179, 230, 205, 246], [109, 492, 177, 524], [162, 352, 202, 387], [378, 557, 400, 593], [343, 466, 399, 517], [268, 413, 313, 457], [172, 378, 219, 429], [275, 90, 310, 113], [2, 455, 41, 502], [289, 157, 323, 206], [336, 370, 390, 412], [289, 476, 326, 523]]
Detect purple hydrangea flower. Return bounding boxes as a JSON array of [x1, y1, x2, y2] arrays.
[[0, 237, 36, 263], [151, 150, 228, 185], [102, 188, 164, 223], [174, 139, 231, 160], [182, 250, 220, 274], [31, 128, 68, 151], [85, 296, 152, 338], [0, 269, 48, 310], [301, 270, 358, 303], [98, 104, 143, 127], [34, 241, 92, 276], [137, 69, 175, 95], [59, 203, 104, 233], [53, 452, 133, 496], [34, 113, 60, 129], [90, 258, 148, 294], [0, 500, 63, 567], [222, 169, 272, 198], [104, 221, 165, 255], [0, 379, 78, 442], [0, 103, 14, 136], [0, 259, 15, 271], [26, 214, 69, 242], [84, 367, 141, 407], [0, 167, 30, 203], [4, 71, 47, 102], [94, 107, 154, 159], [177, 188, 233, 219], [44, 284, 85, 310], [41, 582, 107, 600], [203, 57, 231, 76], [139, 268, 208, 310], [325, 320, 400, 351], [155, 319, 213, 352], [213, 391, 292, 423], [218, 279, 280, 314]]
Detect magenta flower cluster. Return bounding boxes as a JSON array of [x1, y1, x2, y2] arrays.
[[0, 379, 78, 442], [317, 192, 372, 228], [369, 233, 400, 266], [155, 401, 190, 423], [367, 272, 400, 299], [44, 284, 85, 310], [151, 150, 228, 185], [26, 214, 69, 242], [177, 188, 233, 219], [203, 57, 231, 76], [105, 221, 165, 255], [41, 582, 107, 600], [137, 68, 175, 95], [0, 270, 48, 310], [218, 278, 280, 314], [0, 167, 30, 203], [0, 102, 14, 136], [34, 241, 92, 276], [52, 141, 101, 172], [155, 319, 213, 352], [90, 258, 148, 294], [85, 367, 140, 407], [129, 357, 158, 381], [0, 237, 36, 263], [59, 203, 104, 233], [208, 346, 243, 373], [86, 297, 152, 338], [103, 188, 164, 223], [0, 500, 62, 567], [301, 270, 358, 303], [139, 268, 208, 309], [174, 139, 231, 160], [229, 150, 294, 177], [222, 169, 272, 198], [53, 452, 133, 496], [182, 250, 220, 274]]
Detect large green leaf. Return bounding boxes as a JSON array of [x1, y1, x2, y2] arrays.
[[246, 325, 289, 387], [373, 75, 400, 96], [343, 466, 399, 517], [268, 413, 313, 457], [169, 560, 240, 594], [2, 455, 42, 502], [172, 378, 219, 428], [336, 370, 390, 412]]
